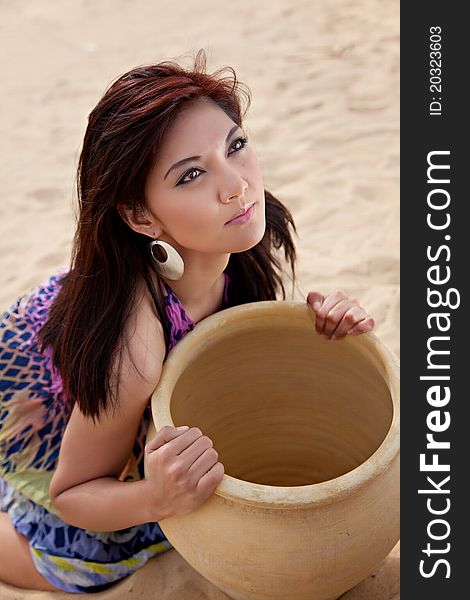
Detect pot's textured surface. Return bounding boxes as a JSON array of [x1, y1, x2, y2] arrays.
[[149, 301, 400, 600]]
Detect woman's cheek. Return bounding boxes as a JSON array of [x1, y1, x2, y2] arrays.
[[177, 203, 214, 239], [248, 156, 264, 196]]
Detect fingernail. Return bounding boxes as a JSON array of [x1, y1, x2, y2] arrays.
[[313, 302, 322, 311], [177, 426, 189, 431]]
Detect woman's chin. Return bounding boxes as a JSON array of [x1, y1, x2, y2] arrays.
[[230, 219, 266, 253]]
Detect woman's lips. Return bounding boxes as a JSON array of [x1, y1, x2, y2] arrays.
[[225, 202, 256, 226]]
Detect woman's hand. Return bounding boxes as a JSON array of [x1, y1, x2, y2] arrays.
[[307, 290, 375, 341], [144, 426, 224, 520]]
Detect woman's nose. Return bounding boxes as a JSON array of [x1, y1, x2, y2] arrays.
[[220, 176, 248, 204]]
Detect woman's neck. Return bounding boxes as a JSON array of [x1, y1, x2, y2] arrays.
[[152, 251, 231, 322]]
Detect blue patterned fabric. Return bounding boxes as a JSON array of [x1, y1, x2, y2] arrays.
[[0, 478, 171, 592], [162, 272, 231, 351], [0, 269, 231, 592]]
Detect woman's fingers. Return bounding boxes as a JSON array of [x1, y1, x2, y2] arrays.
[[147, 426, 219, 481], [195, 462, 225, 500], [322, 299, 359, 338], [314, 291, 360, 337], [187, 445, 221, 487], [330, 305, 369, 339], [345, 316, 375, 336], [177, 434, 215, 472], [308, 289, 375, 340], [311, 290, 346, 334], [145, 425, 190, 454], [153, 427, 204, 458]]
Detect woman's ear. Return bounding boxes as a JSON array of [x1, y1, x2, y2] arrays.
[[117, 203, 163, 239]]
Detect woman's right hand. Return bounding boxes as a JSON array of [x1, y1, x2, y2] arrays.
[[144, 425, 225, 520]]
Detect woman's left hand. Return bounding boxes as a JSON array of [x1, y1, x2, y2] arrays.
[[307, 290, 375, 340]]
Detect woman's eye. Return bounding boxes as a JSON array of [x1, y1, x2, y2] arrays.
[[230, 136, 248, 154], [177, 168, 202, 185], [176, 136, 248, 186]]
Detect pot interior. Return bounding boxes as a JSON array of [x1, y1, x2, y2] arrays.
[[169, 313, 394, 486]]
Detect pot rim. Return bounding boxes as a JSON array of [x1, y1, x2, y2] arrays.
[[151, 300, 400, 509]]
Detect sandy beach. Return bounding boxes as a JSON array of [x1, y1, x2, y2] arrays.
[[0, 0, 399, 598]]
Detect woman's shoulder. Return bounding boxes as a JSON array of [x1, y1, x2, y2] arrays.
[[114, 279, 167, 400]]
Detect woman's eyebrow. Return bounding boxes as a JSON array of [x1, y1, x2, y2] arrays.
[[163, 124, 241, 180]]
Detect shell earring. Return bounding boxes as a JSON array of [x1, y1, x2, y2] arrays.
[[148, 239, 184, 281]]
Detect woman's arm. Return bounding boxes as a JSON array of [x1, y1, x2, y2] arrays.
[[49, 289, 224, 532], [49, 406, 168, 531], [48, 290, 169, 531]]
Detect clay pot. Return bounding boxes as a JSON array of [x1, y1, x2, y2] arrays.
[[148, 300, 400, 600]]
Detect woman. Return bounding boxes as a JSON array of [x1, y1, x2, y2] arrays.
[[0, 49, 374, 592]]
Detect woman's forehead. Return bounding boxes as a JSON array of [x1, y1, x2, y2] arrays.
[[166, 98, 235, 143], [155, 99, 239, 167]]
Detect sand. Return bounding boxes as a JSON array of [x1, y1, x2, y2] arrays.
[[0, 0, 399, 598]]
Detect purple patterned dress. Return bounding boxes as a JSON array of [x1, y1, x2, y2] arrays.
[[0, 269, 231, 592]]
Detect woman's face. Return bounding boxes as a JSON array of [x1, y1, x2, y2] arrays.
[[144, 97, 266, 255]]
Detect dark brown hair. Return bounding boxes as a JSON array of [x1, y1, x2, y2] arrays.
[[39, 49, 298, 420]]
